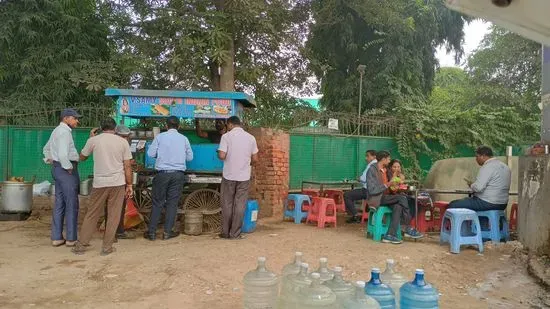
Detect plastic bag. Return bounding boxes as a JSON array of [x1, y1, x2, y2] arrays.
[[33, 181, 51, 196]]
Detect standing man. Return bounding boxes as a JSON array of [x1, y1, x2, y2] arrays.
[[449, 146, 511, 211], [343, 149, 377, 223], [366, 151, 423, 244], [43, 108, 82, 247], [217, 116, 258, 239], [72, 118, 133, 256], [145, 116, 193, 241]]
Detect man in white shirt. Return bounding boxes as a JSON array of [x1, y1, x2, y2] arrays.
[[72, 118, 133, 256], [449, 146, 512, 211], [343, 150, 377, 223], [42, 108, 82, 247], [217, 116, 258, 239]]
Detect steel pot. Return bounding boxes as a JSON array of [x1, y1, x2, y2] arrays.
[[80, 178, 93, 196], [0, 181, 33, 213]]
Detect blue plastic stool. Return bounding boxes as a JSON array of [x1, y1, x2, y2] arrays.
[[366, 206, 402, 242], [242, 200, 259, 233], [284, 194, 311, 224], [476, 210, 510, 243], [440, 208, 484, 254]]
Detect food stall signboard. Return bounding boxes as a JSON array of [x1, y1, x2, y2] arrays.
[[117, 96, 236, 119]]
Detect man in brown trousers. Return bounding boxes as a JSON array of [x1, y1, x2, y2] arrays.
[[217, 116, 258, 239], [72, 118, 133, 256]]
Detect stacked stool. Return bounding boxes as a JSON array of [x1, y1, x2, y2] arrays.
[[284, 194, 311, 224], [306, 197, 337, 228]]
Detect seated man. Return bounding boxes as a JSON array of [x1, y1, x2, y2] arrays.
[[366, 151, 423, 244], [195, 119, 226, 143], [449, 146, 511, 211], [343, 149, 377, 223]]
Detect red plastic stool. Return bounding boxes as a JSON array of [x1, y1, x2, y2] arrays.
[[302, 189, 320, 198], [361, 200, 369, 224], [432, 201, 449, 232], [509, 202, 518, 231], [306, 197, 337, 228], [323, 189, 346, 213]]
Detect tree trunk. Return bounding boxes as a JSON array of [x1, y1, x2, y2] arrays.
[[212, 0, 235, 91]]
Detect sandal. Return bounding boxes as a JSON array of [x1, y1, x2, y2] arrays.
[[71, 242, 87, 255], [100, 247, 116, 256]]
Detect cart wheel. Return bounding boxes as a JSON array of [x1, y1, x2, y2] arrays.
[[134, 187, 153, 215], [182, 189, 221, 214], [203, 212, 222, 234]]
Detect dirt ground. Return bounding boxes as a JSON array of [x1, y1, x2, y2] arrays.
[[1, 213, 549, 309]]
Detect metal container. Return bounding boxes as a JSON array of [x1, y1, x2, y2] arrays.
[[132, 172, 138, 185], [80, 178, 93, 196], [184, 211, 203, 236], [145, 130, 154, 138], [0, 181, 33, 213]]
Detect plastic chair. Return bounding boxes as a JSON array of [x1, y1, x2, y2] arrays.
[[509, 202, 518, 231], [284, 194, 311, 224], [361, 200, 369, 224], [306, 197, 337, 228], [440, 208, 484, 254], [366, 206, 402, 242], [323, 189, 346, 213], [477, 210, 510, 243], [432, 201, 450, 232]]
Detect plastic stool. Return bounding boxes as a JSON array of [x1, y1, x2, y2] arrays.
[[361, 200, 369, 224], [432, 201, 449, 232], [440, 208, 484, 254], [509, 202, 518, 231], [323, 189, 346, 213], [366, 206, 402, 242], [284, 194, 311, 224], [306, 197, 337, 228], [477, 210, 510, 243]]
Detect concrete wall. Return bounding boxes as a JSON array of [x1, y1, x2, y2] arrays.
[[424, 156, 519, 212], [518, 156, 550, 255]]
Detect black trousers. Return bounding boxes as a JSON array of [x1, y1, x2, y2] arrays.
[[344, 188, 367, 217], [148, 172, 185, 235], [381, 194, 411, 236]]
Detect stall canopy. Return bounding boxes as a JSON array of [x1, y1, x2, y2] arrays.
[[105, 88, 256, 119], [446, 0, 550, 45]]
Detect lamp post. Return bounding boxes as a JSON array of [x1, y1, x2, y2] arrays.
[[357, 64, 366, 135]]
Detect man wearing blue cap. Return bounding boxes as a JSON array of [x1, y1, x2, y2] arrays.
[[43, 108, 82, 247]]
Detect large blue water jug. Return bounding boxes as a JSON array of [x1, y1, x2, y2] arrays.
[[242, 200, 259, 233], [365, 268, 396, 309], [399, 269, 439, 309]]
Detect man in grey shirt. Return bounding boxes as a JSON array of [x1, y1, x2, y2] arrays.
[[449, 146, 511, 211]]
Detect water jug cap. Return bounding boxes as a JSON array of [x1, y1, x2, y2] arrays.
[[371, 268, 381, 274], [301, 263, 309, 268], [415, 269, 424, 275], [355, 281, 366, 288], [311, 272, 321, 279], [320, 257, 328, 263], [333, 266, 343, 272], [386, 259, 395, 264], [295, 252, 303, 256], [258, 257, 266, 262]]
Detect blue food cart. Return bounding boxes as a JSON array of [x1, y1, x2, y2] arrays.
[[106, 88, 256, 233]]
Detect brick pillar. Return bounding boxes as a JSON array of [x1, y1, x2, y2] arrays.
[[249, 128, 289, 219]]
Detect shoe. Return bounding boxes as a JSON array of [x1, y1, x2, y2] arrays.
[[71, 242, 87, 255], [100, 247, 116, 256], [215, 233, 229, 239], [143, 232, 156, 241], [52, 239, 66, 247], [230, 234, 246, 240], [404, 227, 424, 239], [346, 216, 361, 224], [116, 231, 136, 239], [162, 231, 180, 240], [382, 234, 403, 244], [65, 241, 77, 247]]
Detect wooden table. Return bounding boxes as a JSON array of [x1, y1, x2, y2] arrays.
[[301, 181, 361, 195]]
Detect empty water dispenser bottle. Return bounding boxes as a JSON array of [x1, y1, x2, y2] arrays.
[[365, 268, 396, 309], [278, 262, 311, 309], [323, 266, 355, 305], [314, 257, 335, 283], [282, 252, 305, 277], [243, 257, 279, 309], [343, 281, 381, 309], [296, 272, 338, 309], [399, 269, 439, 309], [381, 259, 407, 308]]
